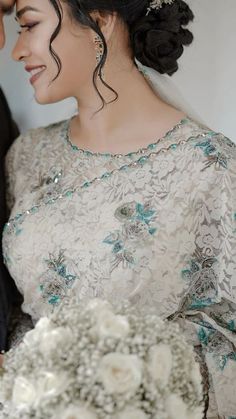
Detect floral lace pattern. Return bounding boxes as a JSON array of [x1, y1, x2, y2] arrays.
[[2, 116, 236, 418]]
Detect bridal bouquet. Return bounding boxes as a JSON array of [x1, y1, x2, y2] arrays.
[[0, 299, 204, 419]]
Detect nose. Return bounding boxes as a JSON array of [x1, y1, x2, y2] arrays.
[[0, 15, 6, 49], [12, 34, 30, 62]]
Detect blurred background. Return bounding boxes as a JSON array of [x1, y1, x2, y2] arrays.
[[0, 0, 236, 140]]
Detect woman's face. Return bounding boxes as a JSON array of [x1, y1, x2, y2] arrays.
[[13, 0, 97, 104]]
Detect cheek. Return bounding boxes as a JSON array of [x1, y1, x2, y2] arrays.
[[30, 35, 52, 64], [62, 43, 95, 82]]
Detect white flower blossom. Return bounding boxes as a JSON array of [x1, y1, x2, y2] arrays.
[[37, 372, 70, 399], [147, 0, 174, 15], [0, 298, 203, 419], [116, 407, 148, 419], [148, 344, 172, 386], [187, 406, 205, 419], [96, 311, 130, 339], [86, 298, 112, 314], [98, 353, 142, 394], [59, 405, 98, 419], [12, 377, 37, 409], [39, 327, 72, 357], [35, 317, 53, 331], [165, 394, 188, 419], [23, 317, 53, 346]]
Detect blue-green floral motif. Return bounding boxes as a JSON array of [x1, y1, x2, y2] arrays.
[[4, 213, 26, 236], [180, 250, 218, 310], [194, 133, 229, 170], [40, 250, 77, 306], [198, 326, 215, 346], [233, 212, 236, 233], [198, 325, 236, 370], [219, 352, 236, 370], [195, 140, 217, 156], [104, 202, 157, 270], [228, 319, 236, 331]]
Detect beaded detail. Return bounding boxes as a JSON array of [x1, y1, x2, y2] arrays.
[[63, 117, 190, 158], [4, 129, 211, 233]]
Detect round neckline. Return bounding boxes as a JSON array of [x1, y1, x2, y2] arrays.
[[63, 116, 190, 158]]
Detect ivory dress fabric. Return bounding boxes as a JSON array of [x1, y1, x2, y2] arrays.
[[2, 117, 236, 418]]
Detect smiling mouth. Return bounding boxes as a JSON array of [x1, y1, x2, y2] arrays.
[[29, 66, 46, 85]]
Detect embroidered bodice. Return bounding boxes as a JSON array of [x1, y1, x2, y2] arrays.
[[2, 117, 236, 418]]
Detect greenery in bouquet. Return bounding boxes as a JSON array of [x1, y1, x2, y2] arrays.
[[0, 299, 204, 419]]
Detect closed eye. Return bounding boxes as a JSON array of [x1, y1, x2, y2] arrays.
[[17, 22, 39, 35]]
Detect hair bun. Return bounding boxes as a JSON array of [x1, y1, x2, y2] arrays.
[[130, 0, 194, 75]]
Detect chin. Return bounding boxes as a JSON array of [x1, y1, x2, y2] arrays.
[[34, 91, 67, 105]]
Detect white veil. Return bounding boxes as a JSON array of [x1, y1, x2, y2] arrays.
[[136, 61, 204, 124]]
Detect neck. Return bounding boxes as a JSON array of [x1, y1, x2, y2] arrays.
[[70, 63, 183, 153]]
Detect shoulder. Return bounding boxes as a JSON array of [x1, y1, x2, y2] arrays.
[[179, 117, 236, 172], [5, 119, 67, 171]]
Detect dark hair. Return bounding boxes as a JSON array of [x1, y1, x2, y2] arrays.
[[48, 0, 194, 108]]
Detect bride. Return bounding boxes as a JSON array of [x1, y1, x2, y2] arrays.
[[2, 0, 236, 417]]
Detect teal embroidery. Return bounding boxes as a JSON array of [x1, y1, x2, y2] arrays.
[[104, 202, 157, 270], [233, 212, 236, 233], [181, 250, 218, 310], [5, 128, 201, 237], [198, 326, 215, 346], [194, 132, 234, 170], [228, 319, 236, 331], [39, 250, 77, 306], [199, 327, 236, 371], [31, 169, 63, 192]]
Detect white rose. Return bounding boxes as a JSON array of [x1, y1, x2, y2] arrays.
[[148, 344, 172, 386], [165, 394, 188, 419], [12, 377, 37, 408], [39, 327, 72, 357], [86, 299, 112, 314], [38, 372, 70, 399], [116, 407, 147, 419], [59, 405, 97, 419], [35, 317, 52, 331], [96, 311, 130, 339], [24, 317, 53, 346], [98, 353, 142, 395], [187, 406, 204, 419], [23, 328, 41, 346]]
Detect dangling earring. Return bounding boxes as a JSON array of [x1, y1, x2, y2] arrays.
[[94, 34, 105, 80]]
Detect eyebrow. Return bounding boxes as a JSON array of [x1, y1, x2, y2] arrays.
[[16, 6, 40, 19]]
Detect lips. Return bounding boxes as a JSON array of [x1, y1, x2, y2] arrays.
[[25, 65, 46, 85]]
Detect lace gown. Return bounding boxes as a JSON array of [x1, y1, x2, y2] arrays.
[[2, 117, 236, 418]]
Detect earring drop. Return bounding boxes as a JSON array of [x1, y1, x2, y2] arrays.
[[94, 34, 105, 80]]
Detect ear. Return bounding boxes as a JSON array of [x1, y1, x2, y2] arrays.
[[90, 11, 118, 42]]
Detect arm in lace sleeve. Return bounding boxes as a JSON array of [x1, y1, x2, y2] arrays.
[[4, 134, 35, 351], [171, 133, 236, 419]]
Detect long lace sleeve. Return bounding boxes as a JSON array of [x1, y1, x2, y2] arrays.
[[171, 133, 236, 418], [4, 135, 34, 350]]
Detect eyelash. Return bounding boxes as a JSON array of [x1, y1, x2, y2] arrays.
[[17, 23, 39, 35]]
